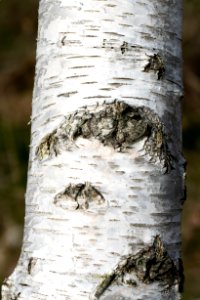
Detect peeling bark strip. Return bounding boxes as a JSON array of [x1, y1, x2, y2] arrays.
[[93, 236, 180, 299], [144, 54, 165, 80], [54, 182, 105, 211], [36, 101, 172, 172]]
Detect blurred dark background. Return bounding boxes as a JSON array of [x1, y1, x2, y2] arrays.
[[0, 0, 200, 299]]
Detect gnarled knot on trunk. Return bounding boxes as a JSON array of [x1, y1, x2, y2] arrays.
[[36, 101, 173, 172], [92, 236, 183, 299], [54, 182, 106, 212]]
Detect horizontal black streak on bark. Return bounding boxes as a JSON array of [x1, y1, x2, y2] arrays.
[[70, 65, 94, 69], [119, 24, 132, 28], [57, 91, 78, 97], [151, 211, 181, 217], [36, 101, 173, 173], [83, 96, 111, 99], [104, 32, 125, 37], [65, 75, 88, 79], [82, 82, 98, 84], [112, 77, 134, 80], [130, 222, 180, 228]]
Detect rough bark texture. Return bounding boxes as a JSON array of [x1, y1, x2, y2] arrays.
[[2, 0, 184, 299]]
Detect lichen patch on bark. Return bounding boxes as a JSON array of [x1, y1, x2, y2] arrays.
[[54, 182, 105, 212], [92, 236, 181, 299], [36, 101, 172, 172]]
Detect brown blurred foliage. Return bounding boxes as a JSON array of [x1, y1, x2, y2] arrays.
[[182, 1, 200, 299], [0, 0, 38, 288], [0, 1, 200, 299]]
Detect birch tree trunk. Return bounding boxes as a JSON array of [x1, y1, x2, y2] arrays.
[[2, 0, 185, 299]]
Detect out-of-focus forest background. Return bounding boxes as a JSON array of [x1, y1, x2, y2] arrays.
[[0, 0, 199, 299]]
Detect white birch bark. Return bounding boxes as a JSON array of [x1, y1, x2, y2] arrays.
[[2, 0, 184, 299]]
